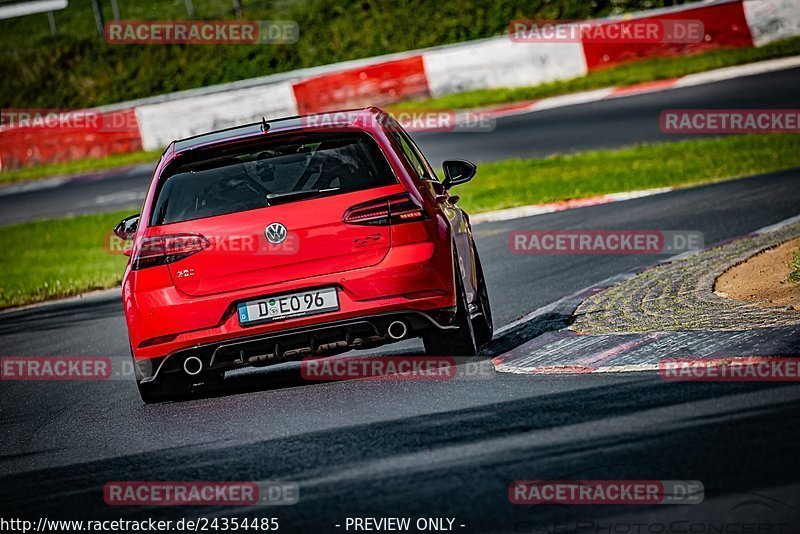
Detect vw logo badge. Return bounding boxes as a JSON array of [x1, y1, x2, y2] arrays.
[[265, 222, 287, 245]]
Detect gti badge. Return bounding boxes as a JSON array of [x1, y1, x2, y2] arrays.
[[265, 222, 287, 244]]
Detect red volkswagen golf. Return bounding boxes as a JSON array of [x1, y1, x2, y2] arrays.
[[115, 107, 492, 402]]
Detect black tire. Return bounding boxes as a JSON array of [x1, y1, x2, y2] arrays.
[[128, 345, 170, 404], [423, 257, 479, 357], [136, 374, 192, 404], [137, 379, 173, 404], [137, 369, 226, 403], [472, 247, 493, 347]]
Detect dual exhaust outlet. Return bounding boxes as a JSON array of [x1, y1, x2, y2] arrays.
[[387, 320, 408, 340], [181, 320, 409, 376], [183, 356, 203, 376]]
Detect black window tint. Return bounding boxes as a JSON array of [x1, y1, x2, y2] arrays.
[[389, 131, 429, 179], [401, 130, 440, 182], [151, 133, 396, 225]]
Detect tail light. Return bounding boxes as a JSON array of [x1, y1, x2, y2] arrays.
[[343, 193, 428, 226], [132, 233, 210, 270]]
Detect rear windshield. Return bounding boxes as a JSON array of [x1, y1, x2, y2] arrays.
[[150, 132, 396, 225]]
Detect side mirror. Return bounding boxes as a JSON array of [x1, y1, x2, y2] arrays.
[[114, 214, 140, 240], [442, 159, 477, 189]]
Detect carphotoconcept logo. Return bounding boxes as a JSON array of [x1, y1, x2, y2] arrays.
[[104, 20, 298, 45], [509, 230, 703, 255], [512, 489, 791, 532]]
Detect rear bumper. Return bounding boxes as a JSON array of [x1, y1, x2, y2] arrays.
[[125, 240, 456, 366], [136, 308, 456, 383]]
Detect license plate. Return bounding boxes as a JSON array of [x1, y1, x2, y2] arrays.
[[237, 287, 339, 325]]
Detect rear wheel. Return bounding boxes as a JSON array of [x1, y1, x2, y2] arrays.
[[137, 374, 194, 404], [472, 247, 493, 347], [128, 346, 181, 404], [423, 258, 478, 357]]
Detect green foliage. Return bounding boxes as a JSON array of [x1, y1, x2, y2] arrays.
[[454, 134, 800, 213], [0, 210, 131, 308], [0, 0, 692, 108], [789, 249, 800, 283]]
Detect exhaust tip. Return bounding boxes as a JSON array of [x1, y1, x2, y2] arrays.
[[387, 320, 408, 340], [183, 356, 203, 376]]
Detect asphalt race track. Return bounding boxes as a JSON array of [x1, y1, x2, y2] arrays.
[[0, 66, 798, 226], [1, 67, 800, 531]]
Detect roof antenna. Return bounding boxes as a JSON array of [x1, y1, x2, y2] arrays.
[[260, 116, 270, 133]]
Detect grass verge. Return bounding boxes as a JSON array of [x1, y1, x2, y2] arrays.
[[789, 249, 800, 283], [390, 37, 800, 112], [1, 134, 797, 309], [0, 150, 161, 185], [0, 211, 131, 308], [0, 0, 669, 109], [456, 134, 799, 213]]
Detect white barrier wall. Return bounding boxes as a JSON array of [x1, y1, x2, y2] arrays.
[[744, 0, 800, 46], [135, 82, 298, 150], [127, 0, 800, 153], [422, 36, 587, 98]]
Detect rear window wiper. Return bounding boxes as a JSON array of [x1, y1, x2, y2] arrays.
[[265, 187, 340, 205]]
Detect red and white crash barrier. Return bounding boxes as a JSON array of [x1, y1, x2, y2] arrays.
[[2, 0, 799, 168]]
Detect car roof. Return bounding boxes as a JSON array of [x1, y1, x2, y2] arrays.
[[171, 107, 388, 153]]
